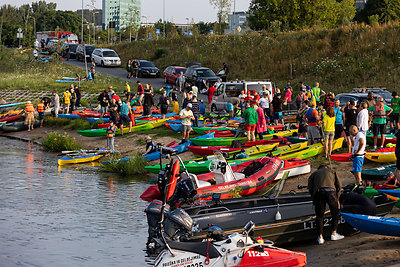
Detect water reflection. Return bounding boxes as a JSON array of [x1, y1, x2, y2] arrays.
[[0, 137, 151, 266]]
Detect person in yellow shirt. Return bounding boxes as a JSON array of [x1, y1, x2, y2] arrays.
[[125, 81, 131, 92], [322, 106, 336, 158], [63, 89, 71, 114]]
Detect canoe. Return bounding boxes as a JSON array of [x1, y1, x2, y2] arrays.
[[0, 102, 27, 108], [0, 113, 22, 123], [165, 123, 212, 133], [286, 136, 308, 144], [365, 147, 396, 163], [341, 213, 400, 237], [141, 157, 283, 202], [278, 138, 344, 160], [366, 134, 396, 146], [189, 129, 298, 146], [2, 120, 40, 132], [58, 114, 81, 119], [362, 164, 396, 181], [377, 189, 400, 198], [58, 148, 107, 166]]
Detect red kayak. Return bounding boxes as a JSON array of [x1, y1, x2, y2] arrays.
[[329, 153, 352, 162], [0, 113, 21, 123], [205, 130, 234, 137], [140, 157, 282, 202]]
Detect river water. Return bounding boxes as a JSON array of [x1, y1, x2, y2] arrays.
[[0, 137, 152, 266]]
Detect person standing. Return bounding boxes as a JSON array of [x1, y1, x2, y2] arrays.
[[90, 62, 96, 80], [69, 88, 76, 113], [137, 81, 144, 106], [207, 84, 217, 111], [98, 89, 109, 117], [191, 95, 200, 127], [271, 93, 287, 124], [368, 97, 392, 149], [106, 121, 117, 154], [297, 100, 309, 138], [284, 82, 292, 110], [324, 92, 335, 109], [158, 90, 170, 120], [132, 59, 139, 78], [199, 100, 206, 115], [74, 85, 81, 107], [258, 92, 271, 121], [24, 101, 35, 131], [119, 101, 132, 135], [37, 99, 45, 127], [341, 100, 358, 153], [182, 91, 192, 109], [179, 103, 194, 144], [333, 99, 343, 140], [365, 92, 376, 128], [40, 38, 45, 49], [349, 125, 366, 185], [178, 71, 185, 92], [255, 104, 268, 140], [222, 62, 229, 82], [357, 102, 369, 136], [308, 165, 343, 245], [243, 104, 258, 142], [63, 88, 71, 114], [312, 82, 326, 104], [323, 106, 336, 158], [109, 98, 119, 124], [390, 91, 400, 131], [295, 89, 308, 110], [52, 91, 60, 118], [305, 102, 321, 145], [170, 87, 179, 114], [126, 60, 132, 79], [143, 84, 154, 117]]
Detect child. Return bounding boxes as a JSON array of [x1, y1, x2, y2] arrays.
[[106, 121, 117, 153]]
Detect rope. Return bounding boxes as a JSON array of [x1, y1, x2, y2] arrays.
[[204, 238, 210, 265]]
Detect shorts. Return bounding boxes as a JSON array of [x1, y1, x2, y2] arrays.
[[110, 115, 118, 124], [120, 114, 131, 124], [245, 124, 256, 131], [308, 126, 321, 142], [344, 125, 354, 136], [299, 123, 308, 134], [372, 123, 386, 136], [273, 112, 283, 121], [160, 105, 168, 115], [352, 156, 364, 173], [38, 112, 44, 120], [138, 94, 144, 103], [25, 113, 35, 125], [324, 131, 334, 140], [100, 106, 108, 114], [390, 113, 400, 124], [182, 124, 192, 133]]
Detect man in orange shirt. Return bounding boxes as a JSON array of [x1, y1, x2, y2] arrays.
[[37, 99, 45, 127]]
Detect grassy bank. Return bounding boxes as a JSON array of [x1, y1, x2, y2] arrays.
[[42, 132, 84, 152], [100, 154, 147, 175], [0, 47, 125, 99], [112, 22, 400, 93]]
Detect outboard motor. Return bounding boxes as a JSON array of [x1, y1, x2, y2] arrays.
[[163, 208, 194, 241], [145, 200, 170, 247], [167, 178, 197, 207]]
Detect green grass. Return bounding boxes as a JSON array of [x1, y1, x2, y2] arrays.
[[45, 117, 98, 130], [112, 22, 400, 94], [42, 132, 84, 152], [100, 153, 148, 175], [137, 126, 181, 139]]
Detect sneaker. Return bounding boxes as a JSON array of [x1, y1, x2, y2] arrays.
[[331, 233, 344, 241], [373, 146, 377, 150], [317, 237, 325, 245], [380, 145, 384, 148]]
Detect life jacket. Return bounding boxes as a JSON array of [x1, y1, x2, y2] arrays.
[[25, 103, 34, 113], [306, 108, 317, 124], [306, 90, 314, 101], [325, 97, 335, 108], [373, 104, 386, 119], [37, 103, 45, 112], [106, 125, 117, 138], [296, 94, 307, 104]]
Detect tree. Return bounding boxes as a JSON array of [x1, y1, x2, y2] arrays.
[[248, 0, 356, 31], [209, 0, 232, 34], [360, 0, 400, 23]]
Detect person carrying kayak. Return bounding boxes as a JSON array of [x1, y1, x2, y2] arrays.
[[308, 165, 343, 245], [106, 121, 117, 154]]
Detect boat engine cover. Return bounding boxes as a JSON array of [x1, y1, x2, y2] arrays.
[[145, 200, 170, 231], [164, 208, 193, 240]]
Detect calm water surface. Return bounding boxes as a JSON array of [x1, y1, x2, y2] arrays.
[[0, 137, 152, 266]]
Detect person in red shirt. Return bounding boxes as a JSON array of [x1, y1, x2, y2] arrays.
[[252, 90, 260, 104], [245, 91, 253, 104], [207, 84, 216, 111], [137, 81, 144, 106]]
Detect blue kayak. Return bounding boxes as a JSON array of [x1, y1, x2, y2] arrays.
[[341, 213, 400, 237], [377, 189, 400, 198], [144, 132, 214, 161], [86, 117, 109, 123], [135, 113, 176, 120], [0, 102, 28, 108], [58, 114, 81, 119]]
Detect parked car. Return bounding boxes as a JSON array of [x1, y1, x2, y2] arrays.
[[61, 43, 78, 59], [184, 67, 220, 90], [91, 48, 121, 67], [76, 45, 95, 61], [137, 60, 160, 78], [210, 81, 275, 112], [335, 93, 388, 108], [163, 66, 187, 84], [350, 88, 392, 104], [45, 40, 58, 52]]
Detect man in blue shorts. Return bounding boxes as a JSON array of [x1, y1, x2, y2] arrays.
[[350, 125, 366, 185]]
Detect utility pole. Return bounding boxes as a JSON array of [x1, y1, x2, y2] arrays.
[[233, 0, 236, 34], [81, 0, 84, 43], [24, 7, 30, 45], [32, 17, 36, 37], [163, 0, 166, 38], [0, 13, 3, 45]]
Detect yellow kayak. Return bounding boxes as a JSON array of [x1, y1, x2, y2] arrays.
[[365, 151, 397, 163], [58, 153, 104, 166], [243, 142, 279, 156], [279, 138, 344, 160]]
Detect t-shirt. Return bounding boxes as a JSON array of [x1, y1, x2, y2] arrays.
[[284, 90, 292, 102], [109, 104, 118, 117], [312, 87, 321, 101], [126, 84, 131, 92], [226, 102, 233, 112], [352, 131, 366, 156], [243, 107, 258, 125], [120, 103, 130, 116], [333, 107, 343, 125], [391, 97, 400, 114], [208, 86, 216, 100], [63, 91, 71, 104], [356, 109, 369, 132], [368, 104, 391, 124], [258, 97, 269, 109], [179, 108, 193, 126], [271, 97, 284, 112], [323, 115, 335, 132], [137, 84, 144, 94], [344, 107, 358, 127]]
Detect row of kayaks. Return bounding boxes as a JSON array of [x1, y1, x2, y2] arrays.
[[330, 146, 397, 163]]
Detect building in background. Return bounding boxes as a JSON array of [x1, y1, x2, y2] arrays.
[[76, 9, 103, 30], [226, 12, 249, 34], [102, 0, 141, 31]]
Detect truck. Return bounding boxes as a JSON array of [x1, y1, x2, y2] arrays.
[[36, 31, 79, 45]]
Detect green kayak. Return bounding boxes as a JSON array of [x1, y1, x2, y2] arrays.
[[192, 127, 232, 135], [286, 136, 308, 144], [366, 134, 396, 146], [189, 129, 298, 146], [77, 123, 153, 137], [364, 188, 400, 208], [361, 164, 396, 181]]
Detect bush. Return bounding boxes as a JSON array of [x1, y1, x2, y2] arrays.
[[100, 153, 147, 175], [42, 132, 84, 152], [80, 99, 89, 106], [153, 48, 168, 60]]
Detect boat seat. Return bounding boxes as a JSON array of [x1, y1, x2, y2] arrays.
[[167, 240, 221, 259], [198, 180, 212, 188], [233, 172, 245, 180]]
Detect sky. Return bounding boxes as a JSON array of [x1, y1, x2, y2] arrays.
[[0, 0, 251, 24]]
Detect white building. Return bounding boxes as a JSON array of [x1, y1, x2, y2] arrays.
[[102, 0, 141, 31]]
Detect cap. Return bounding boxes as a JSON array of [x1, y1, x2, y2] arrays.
[[27, 101, 31, 104], [145, 136, 152, 140], [252, 90, 257, 93], [187, 103, 192, 108], [189, 91, 193, 94], [247, 91, 251, 95]]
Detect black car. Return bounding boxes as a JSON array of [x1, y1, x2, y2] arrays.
[[335, 93, 387, 108], [184, 67, 220, 89], [61, 43, 78, 60], [137, 60, 160, 78], [350, 88, 392, 104], [76, 45, 95, 61]]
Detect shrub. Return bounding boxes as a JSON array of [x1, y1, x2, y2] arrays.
[[80, 99, 89, 106], [100, 153, 148, 175], [42, 132, 83, 152], [153, 48, 168, 60]]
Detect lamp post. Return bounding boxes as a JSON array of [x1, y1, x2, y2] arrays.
[[185, 17, 189, 36], [163, 0, 166, 38], [233, 0, 236, 34], [92, 11, 99, 45], [81, 0, 84, 44]]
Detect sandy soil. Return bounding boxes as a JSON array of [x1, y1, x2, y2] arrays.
[[1, 126, 400, 266]]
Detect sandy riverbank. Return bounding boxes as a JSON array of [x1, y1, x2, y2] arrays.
[[1, 125, 399, 266]]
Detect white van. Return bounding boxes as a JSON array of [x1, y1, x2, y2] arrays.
[[210, 81, 275, 112], [91, 48, 121, 67]]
